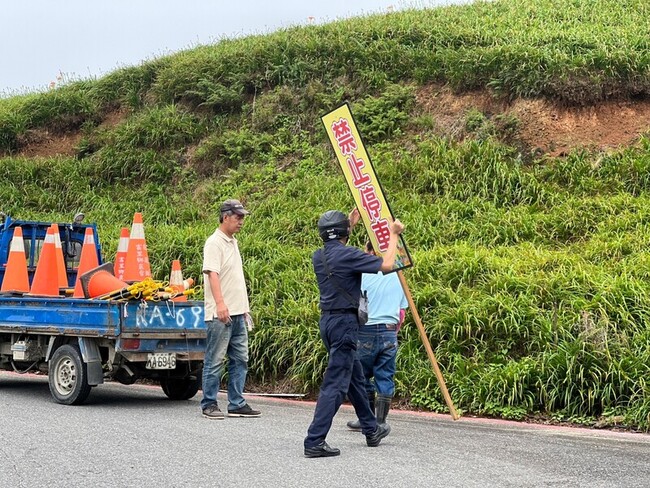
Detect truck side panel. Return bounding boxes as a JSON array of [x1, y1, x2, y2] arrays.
[[122, 300, 204, 336], [0, 297, 121, 337], [117, 301, 206, 360]]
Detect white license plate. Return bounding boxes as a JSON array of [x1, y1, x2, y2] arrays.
[[146, 353, 177, 370]]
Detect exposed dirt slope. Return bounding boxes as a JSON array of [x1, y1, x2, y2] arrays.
[[418, 86, 650, 156], [14, 86, 650, 159], [15, 109, 128, 158]]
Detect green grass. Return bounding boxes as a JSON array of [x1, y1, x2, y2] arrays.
[[1, 0, 650, 430]]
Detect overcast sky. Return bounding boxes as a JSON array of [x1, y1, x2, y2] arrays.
[[1, 0, 463, 96]]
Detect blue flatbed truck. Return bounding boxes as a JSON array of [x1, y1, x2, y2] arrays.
[[0, 215, 206, 405]]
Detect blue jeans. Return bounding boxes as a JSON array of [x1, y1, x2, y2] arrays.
[[304, 313, 377, 448], [357, 324, 398, 397], [201, 314, 249, 411]]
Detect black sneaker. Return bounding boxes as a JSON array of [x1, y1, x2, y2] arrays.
[[304, 441, 341, 458], [227, 404, 261, 417], [202, 404, 225, 420], [366, 423, 391, 447]]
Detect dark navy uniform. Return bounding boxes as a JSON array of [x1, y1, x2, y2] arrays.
[[304, 239, 383, 449]]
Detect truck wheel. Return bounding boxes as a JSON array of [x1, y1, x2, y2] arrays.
[[160, 377, 200, 401], [48, 344, 92, 405]]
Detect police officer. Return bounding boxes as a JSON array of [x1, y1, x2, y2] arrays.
[[304, 208, 405, 458]]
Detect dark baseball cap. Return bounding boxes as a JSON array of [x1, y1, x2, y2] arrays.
[[220, 199, 250, 215]]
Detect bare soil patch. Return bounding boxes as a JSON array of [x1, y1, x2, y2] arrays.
[[14, 109, 128, 158], [417, 85, 650, 156], [18, 130, 83, 158]]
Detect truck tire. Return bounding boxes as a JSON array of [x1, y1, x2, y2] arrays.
[[160, 377, 201, 401], [48, 344, 92, 405]]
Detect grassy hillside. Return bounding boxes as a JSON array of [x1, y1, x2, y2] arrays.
[[2, 0, 650, 429]]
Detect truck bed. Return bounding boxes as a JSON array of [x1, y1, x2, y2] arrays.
[[0, 296, 205, 339]]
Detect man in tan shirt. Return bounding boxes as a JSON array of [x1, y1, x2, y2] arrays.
[[201, 199, 261, 419]]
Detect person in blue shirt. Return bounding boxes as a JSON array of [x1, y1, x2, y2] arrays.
[[346, 240, 408, 432], [304, 208, 405, 458]]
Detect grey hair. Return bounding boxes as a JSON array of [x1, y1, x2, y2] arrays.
[[219, 210, 235, 223]]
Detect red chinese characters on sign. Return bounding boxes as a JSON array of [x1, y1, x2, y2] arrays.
[[330, 114, 390, 253], [323, 104, 410, 268], [359, 185, 382, 221], [371, 219, 391, 252], [347, 154, 371, 187], [332, 118, 358, 155]]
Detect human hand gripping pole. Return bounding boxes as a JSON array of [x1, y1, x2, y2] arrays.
[[379, 219, 405, 272], [348, 207, 361, 229]]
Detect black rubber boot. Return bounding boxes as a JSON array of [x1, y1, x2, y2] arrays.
[[375, 395, 391, 428], [347, 392, 375, 431]]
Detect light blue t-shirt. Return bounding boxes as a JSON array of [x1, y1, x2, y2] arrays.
[[361, 271, 408, 325]]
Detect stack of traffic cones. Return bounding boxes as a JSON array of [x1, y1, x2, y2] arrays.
[[0, 226, 30, 295], [73, 228, 100, 298], [169, 259, 194, 302], [123, 212, 151, 283], [114, 227, 129, 281], [28, 226, 61, 297]]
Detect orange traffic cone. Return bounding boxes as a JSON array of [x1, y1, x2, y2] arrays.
[[115, 227, 129, 281], [79, 263, 129, 299], [51, 223, 68, 290], [122, 212, 151, 283], [28, 226, 61, 297], [169, 259, 194, 302], [1, 226, 30, 294], [73, 228, 100, 298]]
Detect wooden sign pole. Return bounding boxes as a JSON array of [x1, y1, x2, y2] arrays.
[[398, 270, 459, 420]]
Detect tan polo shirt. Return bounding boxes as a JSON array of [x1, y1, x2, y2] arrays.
[[202, 228, 250, 320]]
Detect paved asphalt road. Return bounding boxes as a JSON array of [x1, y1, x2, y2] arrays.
[[1, 371, 649, 488]]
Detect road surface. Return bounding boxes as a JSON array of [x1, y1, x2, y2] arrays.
[[0, 371, 648, 487]]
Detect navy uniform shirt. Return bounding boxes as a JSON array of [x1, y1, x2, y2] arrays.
[[313, 240, 383, 311]]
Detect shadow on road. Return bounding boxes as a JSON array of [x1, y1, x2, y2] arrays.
[[0, 372, 197, 408]]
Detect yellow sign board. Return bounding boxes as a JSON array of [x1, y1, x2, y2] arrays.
[[321, 103, 412, 271]]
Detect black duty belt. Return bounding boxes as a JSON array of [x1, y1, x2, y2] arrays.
[[321, 308, 357, 315]]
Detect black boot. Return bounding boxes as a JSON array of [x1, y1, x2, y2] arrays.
[[304, 441, 341, 458], [375, 395, 391, 428], [346, 419, 362, 431], [366, 423, 391, 447], [347, 391, 375, 431]]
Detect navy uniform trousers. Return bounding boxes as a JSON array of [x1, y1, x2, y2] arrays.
[[304, 312, 377, 448]]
